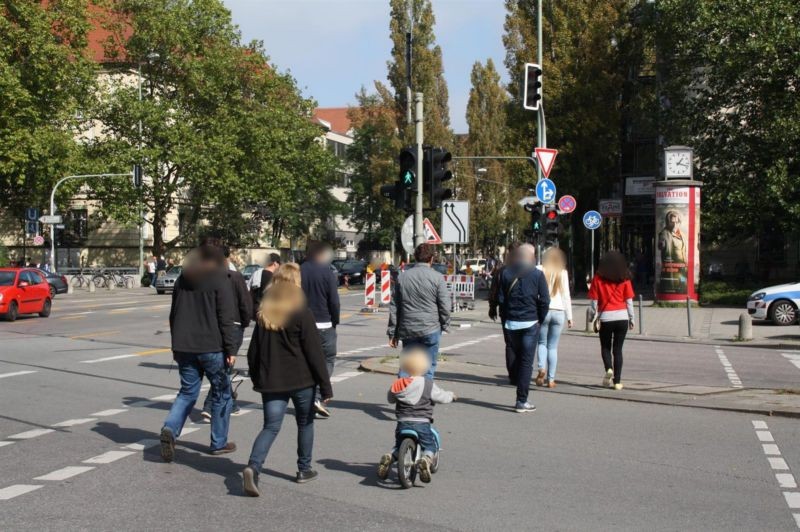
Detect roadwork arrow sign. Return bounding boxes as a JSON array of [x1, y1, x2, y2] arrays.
[[441, 201, 469, 244], [534, 148, 558, 178]]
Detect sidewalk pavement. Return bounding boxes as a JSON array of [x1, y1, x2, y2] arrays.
[[360, 356, 800, 419], [443, 295, 800, 349]]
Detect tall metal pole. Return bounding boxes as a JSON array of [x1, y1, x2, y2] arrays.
[[406, 31, 413, 126], [137, 64, 144, 280], [414, 92, 424, 247], [535, 0, 545, 263], [590, 229, 595, 279]]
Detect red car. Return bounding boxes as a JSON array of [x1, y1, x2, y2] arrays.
[[0, 268, 52, 322]]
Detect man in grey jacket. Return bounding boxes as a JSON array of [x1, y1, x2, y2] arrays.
[[387, 244, 451, 378]]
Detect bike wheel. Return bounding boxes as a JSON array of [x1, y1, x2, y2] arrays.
[[92, 275, 106, 288], [396, 438, 417, 489], [71, 276, 83, 288]]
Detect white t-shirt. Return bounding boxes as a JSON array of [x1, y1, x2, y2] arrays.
[[147, 261, 156, 274], [537, 266, 573, 321]]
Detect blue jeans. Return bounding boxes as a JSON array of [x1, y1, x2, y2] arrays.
[[202, 327, 244, 413], [247, 386, 315, 472], [401, 331, 441, 379], [537, 310, 565, 381], [394, 421, 439, 457], [507, 324, 540, 404], [163, 352, 232, 452]]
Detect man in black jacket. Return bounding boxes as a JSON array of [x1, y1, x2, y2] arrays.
[[300, 241, 340, 418], [160, 243, 239, 462], [200, 247, 252, 419]]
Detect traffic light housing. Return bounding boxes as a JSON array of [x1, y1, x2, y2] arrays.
[[133, 164, 143, 188], [523, 63, 543, 111], [424, 146, 452, 208], [380, 147, 417, 212], [524, 202, 543, 242], [544, 204, 559, 247]]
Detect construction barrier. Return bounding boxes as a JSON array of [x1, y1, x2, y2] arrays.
[[364, 272, 376, 308], [443, 274, 476, 312], [380, 270, 392, 306]]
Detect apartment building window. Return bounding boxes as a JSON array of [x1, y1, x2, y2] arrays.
[[327, 139, 348, 159]]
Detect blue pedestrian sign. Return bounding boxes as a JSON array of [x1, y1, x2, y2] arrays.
[[535, 178, 556, 204], [583, 210, 602, 230]]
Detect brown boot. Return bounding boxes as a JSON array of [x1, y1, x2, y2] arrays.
[[535, 369, 546, 387]]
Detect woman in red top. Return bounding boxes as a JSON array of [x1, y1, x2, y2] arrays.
[[588, 251, 635, 390]]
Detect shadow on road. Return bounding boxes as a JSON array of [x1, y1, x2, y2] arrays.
[[317, 458, 394, 489], [330, 400, 394, 421]]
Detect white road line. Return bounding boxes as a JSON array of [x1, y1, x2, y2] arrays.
[[80, 354, 137, 364], [8, 429, 55, 440], [82, 450, 136, 464], [757, 430, 775, 442], [52, 418, 97, 428], [715, 347, 743, 388], [124, 439, 159, 451], [785, 492, 800, 509], [777, 474, 798, 489], [764, 444, 782, 455], [0, 441, 14, 448], [782, 353, 800, 371], [181, 427, 201, 436], [753, 420, 768, 429], [34, 466, 95, 481], [769, 458, 790, 471], [0, 370, 37, 379], [90, 408, 128, 417], [0, 484, 43, 500], [794, 514, 800, 528], [149, 393, 177, 402]]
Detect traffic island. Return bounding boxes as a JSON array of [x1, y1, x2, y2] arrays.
[[359, 356, 800, 419]]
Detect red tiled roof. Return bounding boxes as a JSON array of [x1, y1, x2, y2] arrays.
[[312, 107, 352, 136]]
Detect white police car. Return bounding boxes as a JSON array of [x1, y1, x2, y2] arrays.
[[747, 282, 800, 325]]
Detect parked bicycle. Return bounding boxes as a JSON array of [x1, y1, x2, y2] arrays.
[[70, 269, 92, 288]]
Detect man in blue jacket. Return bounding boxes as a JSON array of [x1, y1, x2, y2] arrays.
[[300, 241, 340, 418], [497, 243, 550, 413]]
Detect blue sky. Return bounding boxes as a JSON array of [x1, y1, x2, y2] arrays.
[[223, 0, 509, 133]]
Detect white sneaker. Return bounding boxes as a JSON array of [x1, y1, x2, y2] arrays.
[[602, 369, 613, 388], [515, 402, 537, 413], [200, 411, 211, 422]]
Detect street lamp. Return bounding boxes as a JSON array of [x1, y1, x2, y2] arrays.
[[137, 52, 159, 279]]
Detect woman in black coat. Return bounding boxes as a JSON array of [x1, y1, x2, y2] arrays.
[[242, 263, 332, 497]]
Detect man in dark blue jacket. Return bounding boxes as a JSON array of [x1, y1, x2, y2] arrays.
[[498, 243, 550, 413], [300, 241, 340, 418]]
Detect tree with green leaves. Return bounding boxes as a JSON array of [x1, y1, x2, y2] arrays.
[[463, 58, 518, 252], [0, 0, 96, 244], [503, 0, 628, 271], [88, 0, 339, 254], [388, 0, 452, 148], [655, 0, 800, 246]]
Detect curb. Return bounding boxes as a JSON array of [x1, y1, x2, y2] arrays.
[[358, 357, 800, 419]]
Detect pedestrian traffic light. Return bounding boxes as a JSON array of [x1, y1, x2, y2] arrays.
[[523, 63, 543, 111], [398, 146, 416, 190], [423, 146, 453, 208], [133, 164, 143, 188], [544, 205, 559, 247]]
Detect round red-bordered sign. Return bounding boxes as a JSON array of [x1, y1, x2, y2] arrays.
[[558, 195, 577, 214]]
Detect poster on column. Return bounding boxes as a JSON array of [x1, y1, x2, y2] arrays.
[[654, 185, 700, 300]]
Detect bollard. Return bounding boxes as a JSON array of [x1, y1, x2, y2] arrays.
[[638, 294, 644, 335], [585, 306, 593, 333], [67, 282, 74, 295], [88, 280, 96, 293], [107, 280, 115, 291], [686, 296, 693, 337], [738, 312, 753, 341]]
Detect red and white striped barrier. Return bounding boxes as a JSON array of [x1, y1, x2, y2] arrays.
[[380, 270, 391, 305], [363, 272, 376, 309], [443, 274, 476, 312]]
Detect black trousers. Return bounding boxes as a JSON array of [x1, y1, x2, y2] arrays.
[[599, 320, 628, 384], [501, 321, 516, 385]]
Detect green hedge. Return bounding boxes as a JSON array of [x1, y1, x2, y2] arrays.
[[699, 280, 756, 306]]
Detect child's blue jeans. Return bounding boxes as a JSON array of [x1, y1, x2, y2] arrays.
[[394, 421, 439, 457]]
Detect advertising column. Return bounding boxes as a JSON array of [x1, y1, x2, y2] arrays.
[[654, 181, 702, 302]]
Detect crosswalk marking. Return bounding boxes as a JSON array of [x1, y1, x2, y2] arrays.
[[90, 409, 128, 417], [52, 418, 97, 428], [34, 466, 95, 481], [82, 450, 136, 464], [8, 429, 55, 440], [0, 484, 43, 500], [80, 354, 137, 364], [0, 371, 37, 379]]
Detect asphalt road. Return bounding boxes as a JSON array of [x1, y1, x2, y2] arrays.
[[1, 289, 799, 531]]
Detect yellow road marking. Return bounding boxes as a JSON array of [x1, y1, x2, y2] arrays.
[[69, 330, 120, 340], [58, 315, 87, 321], [340, 313, 353, 320], [134, 348, 171, 357], [109, 309, 132, 314]]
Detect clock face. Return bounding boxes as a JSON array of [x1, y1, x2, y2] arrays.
[[665, 150, 692, 177]]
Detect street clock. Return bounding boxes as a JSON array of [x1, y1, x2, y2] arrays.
[[664, 145, 694, 180]]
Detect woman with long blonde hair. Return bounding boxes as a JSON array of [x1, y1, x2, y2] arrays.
[[535, 247, 573, 388], [242, 263, 332, 497]]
